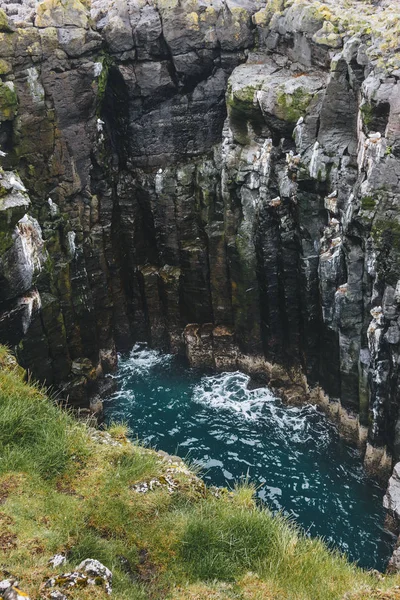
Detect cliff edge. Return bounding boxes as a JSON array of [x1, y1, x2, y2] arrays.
[[0, 345, 400, 599]]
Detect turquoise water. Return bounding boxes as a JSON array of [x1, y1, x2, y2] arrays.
[[104, 344, 395, 571]]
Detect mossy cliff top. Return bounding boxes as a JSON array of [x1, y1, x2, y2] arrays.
[[0, 345, 400, 600], [254, 0, 400, 72], [4, 0, 400, 73]]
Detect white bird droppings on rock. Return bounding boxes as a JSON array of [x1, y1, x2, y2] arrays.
[[94, 62, 103, 77]]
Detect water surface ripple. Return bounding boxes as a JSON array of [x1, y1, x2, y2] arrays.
[[104, 344, 395, 570]]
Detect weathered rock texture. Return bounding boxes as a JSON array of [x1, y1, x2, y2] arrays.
[[0, 0, 400, 470], [384, 463, 400, 572]]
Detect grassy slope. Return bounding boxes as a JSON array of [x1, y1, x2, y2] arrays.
[[1, 346, 400, 600]]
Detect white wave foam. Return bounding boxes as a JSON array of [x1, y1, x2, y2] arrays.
[[192, 371, 275, 421], [117, 343, 172, 378], [113, 348, 332, 447], [192, 371, 331, 445]]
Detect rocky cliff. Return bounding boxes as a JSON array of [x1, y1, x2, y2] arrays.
[[0, 0, 399, 473]]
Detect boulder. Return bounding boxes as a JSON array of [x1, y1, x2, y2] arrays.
[[44, 558, 112, 595]]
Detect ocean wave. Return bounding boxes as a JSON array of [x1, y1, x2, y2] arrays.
[[192, 371, 332, 446], [116, 343, 172, 379]]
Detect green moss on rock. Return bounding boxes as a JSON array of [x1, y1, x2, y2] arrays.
[[372, 219, 400, 251], [0, 58, 11, 75], [0, 81, 17, 121], [227, 83, 257, 114], [361, 196, 376, 211], [0, 9, 12, 33], [227, 86, 262, 145], [360, 103, 373, 128], [371, 217, 400, 285], [95, 53, 113, 114], [276, 86, 312, 123]]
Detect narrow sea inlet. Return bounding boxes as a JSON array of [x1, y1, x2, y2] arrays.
[[104, 345, 395, 571]]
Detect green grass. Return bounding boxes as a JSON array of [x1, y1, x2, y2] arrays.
[[181, 488, 280, 581], [1, 346, 400, 600], [178, 492, 372, 600], [0, 362, 88, 478]]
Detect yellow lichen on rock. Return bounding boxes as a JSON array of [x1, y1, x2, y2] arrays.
[[186, 11, 200, 31], [35, 0, 89, 29]]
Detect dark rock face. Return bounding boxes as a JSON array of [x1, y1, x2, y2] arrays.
[[0, 0, 400, 471], [0, 174, 46, 347]]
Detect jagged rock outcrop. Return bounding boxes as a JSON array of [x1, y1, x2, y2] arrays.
[[0, 0, 399, 474], [44, 558, 113, 596], [0, 171, 46, 350], [384, 463, 400, 572], [384, 463, 400, 519]]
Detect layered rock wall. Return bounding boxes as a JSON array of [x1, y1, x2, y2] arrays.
[[0, 0, 400, 472]]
